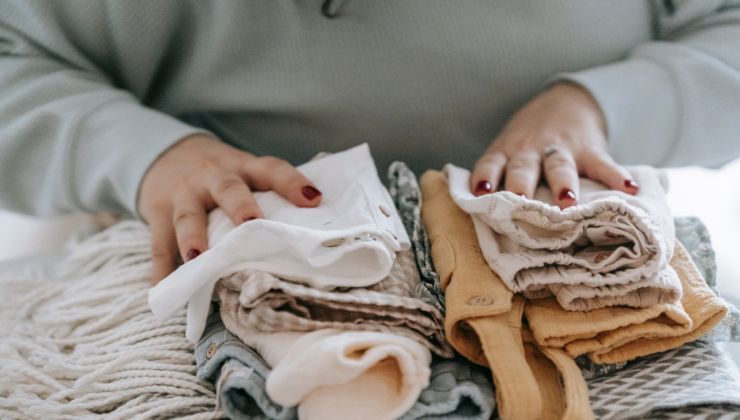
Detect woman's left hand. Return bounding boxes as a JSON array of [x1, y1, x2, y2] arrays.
[[470, 82, 639, 209]]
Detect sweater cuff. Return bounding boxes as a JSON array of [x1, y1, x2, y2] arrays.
[[556, 56, 679, 166], [74, 97, 211, 218]]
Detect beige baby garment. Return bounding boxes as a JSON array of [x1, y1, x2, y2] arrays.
[[220, 289, 431, 420], [445, 164, 681, 311], [421, 170, 593, 420], [525, 241, 729, 364], [214, 249, 452, 357]]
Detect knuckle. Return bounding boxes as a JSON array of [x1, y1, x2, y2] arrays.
[[213, 175, 244, 196], [172, 208, 201, 225], [507, 155, 538, 170], [150, 245, 173, 262], [258, 156, 289, 171]]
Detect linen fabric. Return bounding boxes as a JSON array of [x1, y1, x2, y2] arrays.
[[214, 248, 453, 357], [149, 144, 411, 342], [420, 170, 593, 420], [526, 241, 729, 364], [220, 290, 432, 420], [445, 164, 681, 311]]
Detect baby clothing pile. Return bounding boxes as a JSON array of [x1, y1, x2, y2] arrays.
[[150, 145, 455, 420], [421, 165, 731, 419], [147, 144, 739, 420]]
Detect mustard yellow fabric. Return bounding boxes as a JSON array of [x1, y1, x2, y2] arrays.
[[421, 170, 593, 420], [525, 241, 728, 364]]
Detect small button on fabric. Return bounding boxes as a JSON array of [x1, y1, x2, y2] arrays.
[[321, 238, 345, 247], [379, 205, 392, 218], [467, 296, 493, 306], [206, 342, 217, 359]]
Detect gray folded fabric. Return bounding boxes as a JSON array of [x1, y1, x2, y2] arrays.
[[588, 339, 740, 419], [195, 307, 296, 420], [400, 358, 495, 420], [389, 161, 445, 309]]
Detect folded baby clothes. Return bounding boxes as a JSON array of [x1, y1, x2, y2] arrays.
[[421, 170, 593, 420], [526, 241, 729, 364], [587, 339, 740, 419], [675, 216, 740, 343], [195, 305, 296, 420], [221, 292, 431, 420], [445, 164, 681, 311], [149, 144, 411, 342], [215, 249, 453, 357], [388, 161, 445, 309], [399, 358, 496, 420]]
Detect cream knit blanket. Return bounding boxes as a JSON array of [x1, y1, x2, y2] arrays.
[[0, 222, 220, 419]]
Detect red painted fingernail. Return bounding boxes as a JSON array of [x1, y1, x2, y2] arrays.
[[186, 249, 201, 261], [242, 216, 257, 223], [559, 188, 577, 202], [624, 179, 639, 191], [475, 181, 493, 196], [302, 186, 322, 200]]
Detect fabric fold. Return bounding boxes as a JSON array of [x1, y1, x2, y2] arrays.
[[526, 241, 729, 364], [421, 170, 593, 420], [214, 248, 452, 357], [445, 164, 680, 311], [148, 144, 411, 342]]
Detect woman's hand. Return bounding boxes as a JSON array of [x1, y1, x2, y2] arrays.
[[138, 135, 322, 283], [471, 82, 639, 208]]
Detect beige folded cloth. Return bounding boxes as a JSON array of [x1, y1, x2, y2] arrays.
[[220, 288, 431, 420], [421, 170, 593, 420], [215, 249, 452, 357], [525, 241, 729, 364], [445, 164, 681, 311]]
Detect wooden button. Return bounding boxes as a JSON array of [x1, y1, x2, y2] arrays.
[[467, 296, 493, 306], [379, 205, 391, 218], [321, 238, 345, 248], [206, 342, 217, 359]]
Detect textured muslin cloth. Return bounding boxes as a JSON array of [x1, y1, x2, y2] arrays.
[[214, 248, 452, 357], [221, 288, 432, 420], [421, 170, 593, 420], [149, 144, 410, 342], [445, 164, 680, 311], [526, 241, 728, 364]]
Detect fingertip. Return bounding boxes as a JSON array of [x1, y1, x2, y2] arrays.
[[474, 180, 494, 196], [556, 188, 578, 210], [623, 179, 640, 195], [299, 185, 323, 206]]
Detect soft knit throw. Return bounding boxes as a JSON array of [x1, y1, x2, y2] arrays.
[[445, 164, 680, 311]]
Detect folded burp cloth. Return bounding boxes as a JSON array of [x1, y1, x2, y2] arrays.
[[445, 164, 681, 311]]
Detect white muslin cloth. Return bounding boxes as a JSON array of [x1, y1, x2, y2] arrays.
[[445, 164, 681, 311], [149, 144, 410, 342]]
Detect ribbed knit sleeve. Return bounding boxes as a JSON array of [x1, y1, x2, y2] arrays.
[[560, 1, 740, 168], [0, 2, 206, 217]]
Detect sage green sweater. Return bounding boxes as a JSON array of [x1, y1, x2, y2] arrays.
[[1, 0, 739, 218]]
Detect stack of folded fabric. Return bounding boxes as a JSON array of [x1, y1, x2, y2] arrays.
[[149, 145, 482, 420], [421, 165, 733, 419]]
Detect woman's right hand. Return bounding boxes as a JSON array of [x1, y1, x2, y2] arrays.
[[138, 134, 323, 283]]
